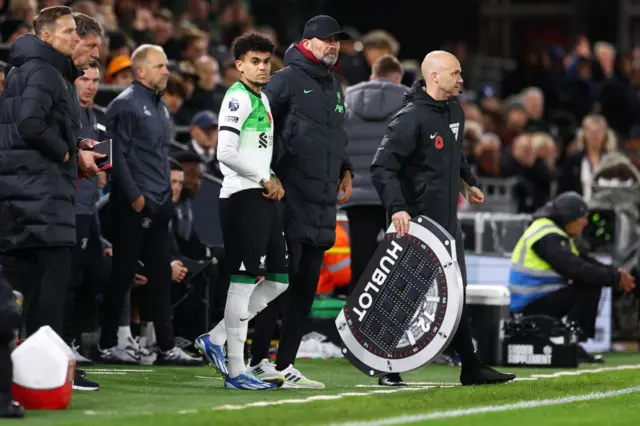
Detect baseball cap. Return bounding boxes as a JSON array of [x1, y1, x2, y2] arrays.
[[302, 15, 351, 41], [191, 111, 219, 130], [552, 191, 588, 225], [106, 56, 132, 83]]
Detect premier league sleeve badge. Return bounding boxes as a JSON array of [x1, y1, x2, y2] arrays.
[[336, 216, 465, 377]]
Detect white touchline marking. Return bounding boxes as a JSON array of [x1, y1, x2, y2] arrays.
[[528, 364, 640, 379], [84, 372, 128, 375], [328, 386, 640, 426], [214, 387, 434, 411], [356, 383, 459, 388], [208, 364, 640, 412], [83, 369, 154, 373], [82, 363, 640, 417]]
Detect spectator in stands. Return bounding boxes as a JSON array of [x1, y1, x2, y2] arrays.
[[8, 0, 37, 26], [107, 30, 133, 60], [475, 132, 502, 177], [558, 114, 617, 201], [105, 55, 133, 85], [71, 0, 98, 18], [0, 19, 30, 44], [521, 87, 557, 138], [163, 72, 186, 116], [567, 56, 596, 124], [500, 103, 528, 146], [502, 133, 557, 213], [509, 191, 636, 362], [100, 43, 202, 366], [187, 110, 221, 178], [594, 42, 640, 139], [222, 60, 240, 87], [176, 60, 198, 98], [341, 29, 398, 85], [179, 27, 209, 63], [151, 9, 179, 60], [342, 54, 406, 296], [181, 55, 226, 119]]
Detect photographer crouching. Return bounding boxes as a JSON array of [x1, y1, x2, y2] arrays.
[[509, 191, 636, 361]]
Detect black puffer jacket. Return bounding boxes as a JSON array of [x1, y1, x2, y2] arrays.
[[342, 79, 407, 208], [264, 43, 351, 249], [0, 34, 81, 252], [371, 80, 477, 233]]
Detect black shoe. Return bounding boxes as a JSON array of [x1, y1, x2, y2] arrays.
[[0, 397, 24, 418], [73, 369, 100, 391], [378, 373, 407, 387], [577, 345, 605, 364], [460, 365, 516, 386]]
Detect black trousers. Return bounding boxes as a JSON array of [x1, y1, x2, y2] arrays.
[[345, 206, 387, 294], [0, 276, 20, 397], [522, 284, 602, 338], [64, 213, 103, 344], [170, 259, 216, 341], [100, 196, 175, 351], [251, 240, 325, 370], [450, 228, 482, 368], [0, 247, 72, 338]]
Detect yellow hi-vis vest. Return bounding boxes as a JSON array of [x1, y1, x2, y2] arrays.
[[508, 217, 579, 312]]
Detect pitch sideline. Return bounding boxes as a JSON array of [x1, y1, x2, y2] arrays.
[[328, 386, 640, 426]]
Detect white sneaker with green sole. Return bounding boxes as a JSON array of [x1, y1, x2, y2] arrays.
[[278, 364, 325, 389]]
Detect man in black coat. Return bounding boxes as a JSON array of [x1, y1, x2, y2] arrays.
[[249, 16, 352, 388], [371, 50, 515, 386], [0, 6, 102, 409], [0, 9, 81, 340]]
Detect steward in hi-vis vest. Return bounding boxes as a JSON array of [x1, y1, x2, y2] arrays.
[[509, 191, 636, 341]]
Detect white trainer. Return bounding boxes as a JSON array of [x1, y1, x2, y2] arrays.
[[247, 359, 285, 386], [278, 364, 325, 389]]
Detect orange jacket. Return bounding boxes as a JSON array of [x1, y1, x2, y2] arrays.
[[317, 222, 351, 294]]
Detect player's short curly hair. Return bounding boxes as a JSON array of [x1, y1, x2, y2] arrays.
[[231, 33, 274, 61]]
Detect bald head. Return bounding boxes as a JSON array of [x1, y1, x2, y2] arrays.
[[194, 55, 220, 90], [421, 50, 464, 100], [131, 44, 169, 92]]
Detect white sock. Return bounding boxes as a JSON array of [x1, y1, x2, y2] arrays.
[[208, 320, 227, 346], [225, 279, 257, 378], [117, 326, 133, 349], [208, 276, 289, 348]]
